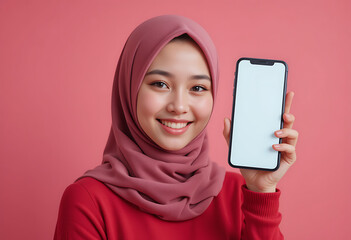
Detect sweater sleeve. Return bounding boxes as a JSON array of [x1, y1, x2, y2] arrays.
[[53, 182, 106, 240], [240, 185, 284, 240]]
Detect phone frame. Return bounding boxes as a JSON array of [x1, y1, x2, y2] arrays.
[[227, 57, 288, 171]]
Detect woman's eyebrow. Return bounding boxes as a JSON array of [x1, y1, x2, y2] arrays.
[[145, 69, 211, 81]]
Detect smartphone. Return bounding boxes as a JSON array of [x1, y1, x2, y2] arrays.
[[228, 57, 288, 171]]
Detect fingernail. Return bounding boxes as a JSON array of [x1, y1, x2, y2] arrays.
[[274, 144, 281, 148], [276, 130, 283, 135]]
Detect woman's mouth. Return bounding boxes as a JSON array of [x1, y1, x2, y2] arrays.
[[157, 119, 192, 135], [159, 120, 188, 129]]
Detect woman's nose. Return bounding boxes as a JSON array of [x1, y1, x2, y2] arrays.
[[166, 91, 189, 114]]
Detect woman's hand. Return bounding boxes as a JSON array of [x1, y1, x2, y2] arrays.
[[223, 91, 298, 193]]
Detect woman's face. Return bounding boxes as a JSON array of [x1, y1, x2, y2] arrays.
[[136, 39, 213, 151]]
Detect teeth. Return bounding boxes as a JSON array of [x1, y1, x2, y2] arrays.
[[160, 120, 188, 129]]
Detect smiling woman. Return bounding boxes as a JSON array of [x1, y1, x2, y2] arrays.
[[54, 15, 289, 240], [137, 36, 213, 151]]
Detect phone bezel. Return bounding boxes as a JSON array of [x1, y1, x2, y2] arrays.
[[227, 57, 288, 171]]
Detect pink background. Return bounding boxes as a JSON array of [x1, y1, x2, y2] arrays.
[[1, 0, 350, 239]]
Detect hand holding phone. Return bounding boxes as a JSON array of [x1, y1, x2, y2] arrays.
[[224, 58, 298, 191]]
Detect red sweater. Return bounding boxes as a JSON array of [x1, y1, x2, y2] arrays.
[[54, 171, 283, 239]]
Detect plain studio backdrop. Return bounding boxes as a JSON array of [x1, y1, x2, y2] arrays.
[[0, 0, 350, 239]]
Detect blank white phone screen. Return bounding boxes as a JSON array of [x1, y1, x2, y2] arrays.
[[230, 60, 286, 169]]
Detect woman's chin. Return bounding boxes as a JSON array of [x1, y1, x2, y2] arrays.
[[155, 138, 192, 151]]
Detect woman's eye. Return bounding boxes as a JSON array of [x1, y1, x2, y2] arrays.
[[191, 86, 207, 92], [151, 81, 168, 89]]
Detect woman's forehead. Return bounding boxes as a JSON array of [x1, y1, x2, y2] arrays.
[[146, 40, 210, 75]]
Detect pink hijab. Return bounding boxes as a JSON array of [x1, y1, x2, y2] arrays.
[[75, 15, 225, 221]]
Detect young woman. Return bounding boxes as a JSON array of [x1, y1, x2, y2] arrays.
[[54, 15, 298, 239]]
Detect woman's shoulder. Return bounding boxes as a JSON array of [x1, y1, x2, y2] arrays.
[[73, 176, 108, 192], [217, 171, 246, 199], [59, 177, 112, 207], [63, 176, 107, 193], [55, 177, 112, 237], [209, 171, 245, 215], [223, 171, 245, 188]]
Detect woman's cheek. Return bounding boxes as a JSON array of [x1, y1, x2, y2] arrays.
[[192, 96, 213, 121], [138, 90, 163, 117]]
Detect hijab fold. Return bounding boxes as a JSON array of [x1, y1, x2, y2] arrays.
[[75, 15, 225, 221]]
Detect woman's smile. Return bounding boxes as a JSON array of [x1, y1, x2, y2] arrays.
[[158, 119, 192, 128], [157, 119, 193, 135]]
